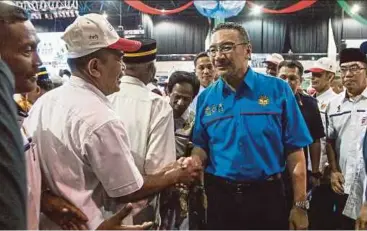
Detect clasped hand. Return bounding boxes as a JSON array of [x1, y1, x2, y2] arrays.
[[174, 156, 203, 184]]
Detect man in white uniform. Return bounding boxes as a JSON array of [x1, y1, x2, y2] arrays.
[[326, 48, 367, 229], [109, 38, 199, 227], [304, 57, 338, 229]]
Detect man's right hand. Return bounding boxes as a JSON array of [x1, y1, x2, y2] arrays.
[[330, 171, 344, 194], [96, 203, 153, 230], [174, 157, 202, 184]]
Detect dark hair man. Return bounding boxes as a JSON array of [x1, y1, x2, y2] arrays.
[[190, 52, 215, 111], [278, 60, 325, 226], [0, 2, 89, 230], [190, 22, 312, 230], [160, 71, 201, 230]]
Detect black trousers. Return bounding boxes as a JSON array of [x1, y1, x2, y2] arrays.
[[334, 193, 356, 230], [204, 173, 288, 230], [308, 184, 337, 230]]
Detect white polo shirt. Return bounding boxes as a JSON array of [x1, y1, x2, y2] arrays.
[[109, 76, 176, 175], [24, 76, 143, 229], [326, 88, 367, 219], [316, 88, 338, 170]]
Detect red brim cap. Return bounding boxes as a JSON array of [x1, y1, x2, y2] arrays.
[[108, 38, 142, 52], [305, 68, 324, 73]]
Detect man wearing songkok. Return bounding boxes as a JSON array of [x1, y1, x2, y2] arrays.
[[110, 38, 200, 227], [325, 48, 367, 229]]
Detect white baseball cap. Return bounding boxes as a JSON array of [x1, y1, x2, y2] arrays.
[[305, 57, 336, 74], [264, 53, 284, 65], [62, 13, 142, 58]]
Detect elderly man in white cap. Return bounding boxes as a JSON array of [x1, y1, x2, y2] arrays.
[[24, 13, 200, 230], [303, 57, 338, 229], [264, 53, 284, 76]]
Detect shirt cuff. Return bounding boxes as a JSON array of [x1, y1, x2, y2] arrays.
[[106, 174, 144, 198]]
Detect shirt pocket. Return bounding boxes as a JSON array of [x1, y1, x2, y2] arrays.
[[240, 104, 282, 137], [202, 114, 234, 145]]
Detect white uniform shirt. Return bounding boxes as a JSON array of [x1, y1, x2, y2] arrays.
[[109, 76, 175, 225], [326, 88, 367, 219], [24, 76, 143, 229], [109, 76, 176, 175], [316, 88, 338, 170], [190, 85, 206, 112]]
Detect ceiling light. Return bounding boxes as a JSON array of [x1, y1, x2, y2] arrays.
[[351, 4, 360, 14], [2, 1, 15, 5], [251, 5, 263, 15]]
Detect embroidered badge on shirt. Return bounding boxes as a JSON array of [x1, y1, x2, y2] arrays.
[[258, 95, 270, 106], [321, 103, 327, 110], [205, 106, 212, 116], [211, 105, 217, 113], [218, 103, 224, 113]]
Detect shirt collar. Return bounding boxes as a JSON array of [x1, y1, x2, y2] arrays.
[[220, 67, 254, 96], [120, 75, 147, 89], [342, 87, 367, 102], [68, 75, 111, 106], [316, 88, 333, 99]]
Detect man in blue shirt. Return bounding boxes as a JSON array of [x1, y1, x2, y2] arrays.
[[190, 22, 313, 229]]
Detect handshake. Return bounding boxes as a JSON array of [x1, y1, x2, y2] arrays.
[[164, 156, 203, 185]]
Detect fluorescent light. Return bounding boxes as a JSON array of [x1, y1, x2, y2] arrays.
[[351, 4, 360, 14], [251, 5, 263, 15], [2, 1, 15, 5]]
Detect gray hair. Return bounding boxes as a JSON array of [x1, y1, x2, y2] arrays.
[[212, 22, 250, 43]]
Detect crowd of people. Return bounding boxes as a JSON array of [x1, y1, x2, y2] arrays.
[[1, 1, 367, 230]]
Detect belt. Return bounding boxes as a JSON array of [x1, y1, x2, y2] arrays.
[[205, 173, 282, 192]]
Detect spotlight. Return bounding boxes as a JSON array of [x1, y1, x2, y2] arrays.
[[251, 5, 263, 15], [351, 4, 360, 14]]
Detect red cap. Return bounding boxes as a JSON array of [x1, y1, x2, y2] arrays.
[[108, 38, 142, 52]]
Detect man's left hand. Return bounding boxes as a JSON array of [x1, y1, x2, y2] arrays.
[[41, 191, 89, 230], [289, 207, 308, 230]]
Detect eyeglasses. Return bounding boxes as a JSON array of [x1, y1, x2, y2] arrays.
[[207, 42, 248, 56], [340, 65, 366, 75]]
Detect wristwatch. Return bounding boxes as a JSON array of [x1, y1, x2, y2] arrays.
[[294, 200, 310, 210], [311, 171, 322, 179]]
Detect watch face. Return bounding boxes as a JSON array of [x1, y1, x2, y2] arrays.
[[296, 201, 310, 210]]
